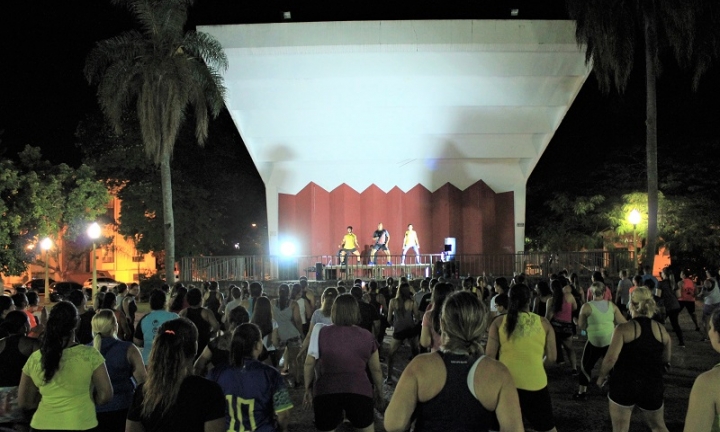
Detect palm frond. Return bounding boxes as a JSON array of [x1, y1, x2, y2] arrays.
[[183, 31, 229, 72]]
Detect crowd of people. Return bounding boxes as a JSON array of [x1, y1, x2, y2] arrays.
[[0, 266, 719, 432]]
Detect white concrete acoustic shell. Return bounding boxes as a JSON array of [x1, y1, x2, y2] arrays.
[[199, 20, 590, 254]]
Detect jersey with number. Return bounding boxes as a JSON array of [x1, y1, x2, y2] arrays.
[[215, 358, 293, 432]]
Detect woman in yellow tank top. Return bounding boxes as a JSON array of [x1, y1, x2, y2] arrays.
[[486, 284, 558, 432]]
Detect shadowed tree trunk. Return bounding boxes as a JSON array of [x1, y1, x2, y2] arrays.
[[644, 2, 659, 271], [160, 151, 175, 283]]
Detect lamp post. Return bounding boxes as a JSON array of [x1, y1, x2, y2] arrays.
[[628, 209, 641, 271], [87, 222, 101, 303], [40, 237, 52, 305]]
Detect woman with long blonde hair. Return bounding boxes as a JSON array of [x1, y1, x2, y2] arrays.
[[126, 318, 225, 432], [596, 287, 671, 432], [386, 291, 524, 432], [91, 309, 146, 432]]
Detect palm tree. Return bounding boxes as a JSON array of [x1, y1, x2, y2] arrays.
[[566, 0, 714, 271], [84, 0, 227, 283]]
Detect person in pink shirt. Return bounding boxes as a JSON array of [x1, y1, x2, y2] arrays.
[[586, 271, 613, 301]]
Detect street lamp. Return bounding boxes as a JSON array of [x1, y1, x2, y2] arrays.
[[40, 237, 52, 305], [628, 209, 642, 271], [87, 222, 101, 303]]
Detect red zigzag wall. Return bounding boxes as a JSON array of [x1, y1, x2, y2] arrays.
[[278, 181, 515, 258]]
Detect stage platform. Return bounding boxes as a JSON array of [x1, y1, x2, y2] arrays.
[[323, 263, 432, 280]]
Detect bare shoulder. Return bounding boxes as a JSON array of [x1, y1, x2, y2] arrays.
[[408, 352, 443, 375], [539, 316, 553, 330], [476, 355, 510, 378], [694, 367, 720, 395]]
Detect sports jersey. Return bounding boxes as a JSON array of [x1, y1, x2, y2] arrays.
[[215, 359, 293, 432]]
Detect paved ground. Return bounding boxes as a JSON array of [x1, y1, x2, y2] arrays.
[[280, 313, 714, 432], [133, 306, 714, 432]]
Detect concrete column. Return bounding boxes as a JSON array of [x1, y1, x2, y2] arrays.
[[266, 184, 279, 256], [513, 185, 526, 254]]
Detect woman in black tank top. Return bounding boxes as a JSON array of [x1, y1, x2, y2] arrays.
[[385, 291, 523, 432], [596, 287, 671, 432]]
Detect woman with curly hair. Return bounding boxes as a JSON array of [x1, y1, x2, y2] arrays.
[[18, 301, 113, 431], [126, 317, 225, 432]]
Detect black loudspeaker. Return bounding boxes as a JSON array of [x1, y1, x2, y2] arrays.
[[315, 262, 324, 281]]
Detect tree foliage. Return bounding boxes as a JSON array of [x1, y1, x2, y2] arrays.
[[76, 109, 266, 258], [0, 146, 110, 276], [566, 0, 719, 272], [84, 0, 228, 282]]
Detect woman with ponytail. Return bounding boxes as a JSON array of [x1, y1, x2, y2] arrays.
[[91, 309, 146, 432], [19, 301, 113, 431], [126, 317, 225, 432], [486, 284, 558, 432], [386, 291, 523, 432], [596, 287, 671, 432], [215, 323, 293, 432]]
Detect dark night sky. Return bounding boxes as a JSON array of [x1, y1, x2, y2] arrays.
[[1, 0, 719, 190]]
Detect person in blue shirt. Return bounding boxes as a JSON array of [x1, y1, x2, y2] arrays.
[[214, 323, 293, 432], [134, 290, 178, 364]]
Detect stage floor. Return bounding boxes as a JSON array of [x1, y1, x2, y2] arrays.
[[322, 263, 432, 280]]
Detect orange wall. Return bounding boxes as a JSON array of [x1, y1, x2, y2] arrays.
[[279, 181, 514, 257]]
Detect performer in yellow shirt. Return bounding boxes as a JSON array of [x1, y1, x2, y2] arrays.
[[337, 226, 361, 264], [401, 224, 420, 264]]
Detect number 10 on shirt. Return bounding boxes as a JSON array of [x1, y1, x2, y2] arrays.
[[226, 395, 256, 431]]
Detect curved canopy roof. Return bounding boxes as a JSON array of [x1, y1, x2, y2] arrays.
[[201, 19, 589, 195]]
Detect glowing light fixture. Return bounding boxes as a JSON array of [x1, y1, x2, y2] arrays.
[[280, 241, 297, 257]]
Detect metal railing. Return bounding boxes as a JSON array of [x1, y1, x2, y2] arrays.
[[179, 250, 633, 282]]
